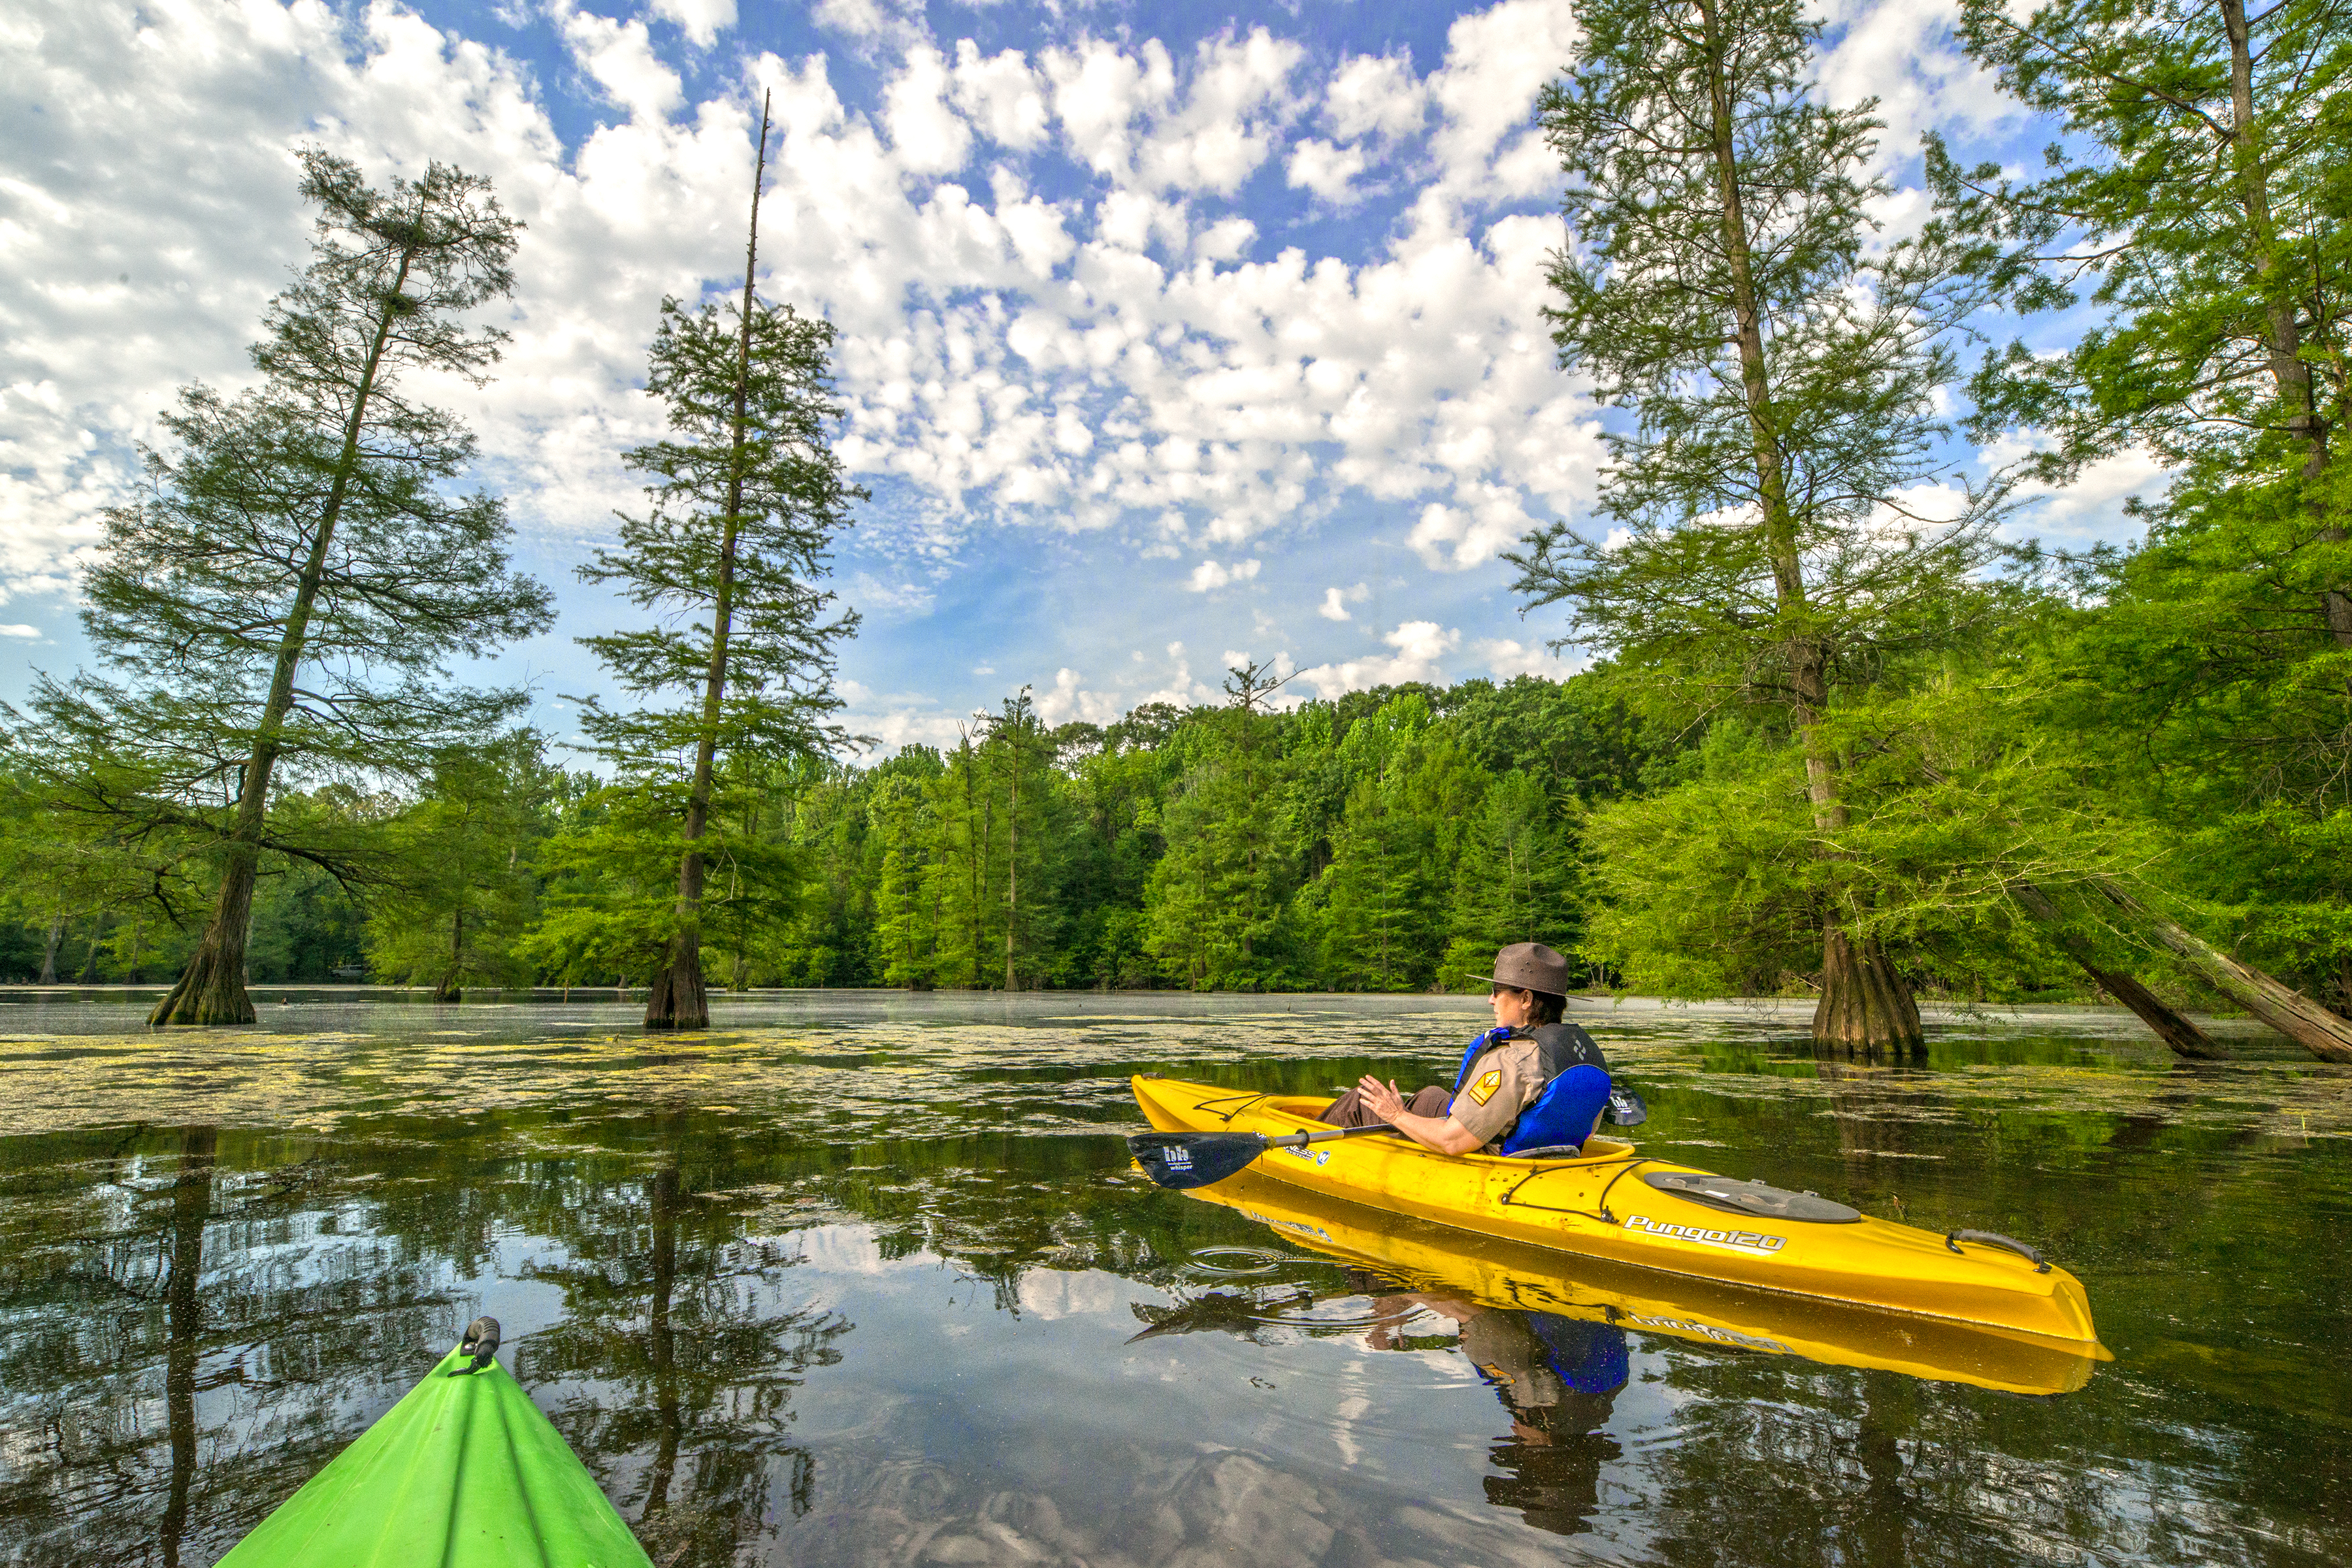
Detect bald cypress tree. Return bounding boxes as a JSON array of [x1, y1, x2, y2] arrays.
[[570, 96, 862, 1029], [1513, 0, 2005, 1049], [16, 151, 551, 1025]]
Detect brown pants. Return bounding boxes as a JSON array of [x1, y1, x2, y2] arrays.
[[1320, 1084, 1452, 1126]]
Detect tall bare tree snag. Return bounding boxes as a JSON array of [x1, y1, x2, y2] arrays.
[[570, 93, 860, 1030]]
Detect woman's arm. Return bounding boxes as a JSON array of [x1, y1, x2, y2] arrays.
[[1355, 1075, 1484, 1156]]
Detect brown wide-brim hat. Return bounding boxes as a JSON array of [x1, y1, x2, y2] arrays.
[[1473, 942, 1571, 996]]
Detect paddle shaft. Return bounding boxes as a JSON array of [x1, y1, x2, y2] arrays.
[[1264, 1124, 1399, 1149]]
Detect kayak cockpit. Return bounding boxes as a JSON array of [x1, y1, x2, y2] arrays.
[[1250, 1094, 1635, 1164]]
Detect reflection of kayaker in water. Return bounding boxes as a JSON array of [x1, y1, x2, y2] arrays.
[[1320, 943, 1612, 1158], [1369, 1291, 1629, 1536]]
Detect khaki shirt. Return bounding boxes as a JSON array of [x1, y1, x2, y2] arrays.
[[1446, 1037, 1546, 1151], [1460, 1310, 1568, 1409]]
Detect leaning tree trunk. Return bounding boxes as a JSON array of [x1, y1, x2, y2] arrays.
[[1697, 1, 1919, 1051], [2088, 880, 2352, 1062], [2149, 922, 2352, 1063], [154, 238, 419, 1027], [2008, 880, 2225, 1058], [647, 99, 773, 1030]]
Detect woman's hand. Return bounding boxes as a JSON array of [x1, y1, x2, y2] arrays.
[[1357, 1074, 1406, 1122]]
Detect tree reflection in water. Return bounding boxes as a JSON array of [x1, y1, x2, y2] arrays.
[[159, 1127, 215, 1568], [0, 1127, 458, 1566], [516, 1122, 847, 1566]]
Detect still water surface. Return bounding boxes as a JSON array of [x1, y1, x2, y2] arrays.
[[0, 993, 2345, 1567]]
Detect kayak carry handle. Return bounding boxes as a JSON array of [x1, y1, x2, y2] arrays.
[[454, 1315, 501, 1373], [1946, 1229, 2050, 1273]]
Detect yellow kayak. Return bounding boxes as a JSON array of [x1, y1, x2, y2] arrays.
[[1183, 1167, 2105, 1394], [1132, 1074, 2101, 1349]]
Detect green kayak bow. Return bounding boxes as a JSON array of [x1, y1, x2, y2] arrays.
[[217, 1322, 651, 1568]]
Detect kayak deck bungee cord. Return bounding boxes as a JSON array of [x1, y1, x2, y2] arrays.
[[1131, 1074, 2102, 1348]]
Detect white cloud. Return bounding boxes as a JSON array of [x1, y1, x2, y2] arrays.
[[1133, 29, 1303, 197], [1816, 0, 2021, 165], [0, 623, 41, 638], [810, 0, 926, 51], [1325, 53, 1428, 142], [1475, 636, 1574, 679], [1036, 666, 1126, 725], [555, 3, 684, 122], [883, 45, 972, 175], [1293, 620, 1461, 699], [1287, 138, 1370, 205], [1424, 0, 1580, 209], [951, 42, 1051, 150], [1317, 582, 1369, 621], [1986, 438, 2167, 545], [845, 572, 937, 617], [4, 1, 1624, 615], [648, 0, 736, 50], [1186, 557, 1261, 593], [1408, 485, 1537, 570]]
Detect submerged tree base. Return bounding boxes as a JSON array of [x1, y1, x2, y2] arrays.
[[645, 936, 710, 1030], [150, 941, 256, 1027], [1813, 928, 1923, 1053]]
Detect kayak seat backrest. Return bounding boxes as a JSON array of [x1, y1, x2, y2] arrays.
[[1499, 1063, 1613, 1158]]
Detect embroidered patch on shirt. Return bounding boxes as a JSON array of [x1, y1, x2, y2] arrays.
[[1467, 1069, 1503, 1105]]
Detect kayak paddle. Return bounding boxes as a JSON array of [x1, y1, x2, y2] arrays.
[[1129, 1123, 1399, 1190]]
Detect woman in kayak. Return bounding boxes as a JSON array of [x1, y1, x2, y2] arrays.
[[1320, 942, 1609, 1156]]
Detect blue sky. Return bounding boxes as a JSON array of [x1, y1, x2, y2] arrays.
[[1, 0, 2163, 756]]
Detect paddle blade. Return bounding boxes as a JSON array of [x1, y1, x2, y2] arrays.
[[1128, 1132, 1268, 1190], [1606, 1086, 1648, 1127]]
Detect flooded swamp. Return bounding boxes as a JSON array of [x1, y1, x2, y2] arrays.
[[0, 991, 2345, 1567]]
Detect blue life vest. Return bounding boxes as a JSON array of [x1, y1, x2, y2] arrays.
[[1525, 1313, 1631, 1394], [1449, 1024, 1612, 1157]]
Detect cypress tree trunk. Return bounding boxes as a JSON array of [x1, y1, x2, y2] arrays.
[[434, 906, 463, 1003], [647, 102, 773, 1030], [1698, 0, 1920, 1049], [38, 911, 63, 985]]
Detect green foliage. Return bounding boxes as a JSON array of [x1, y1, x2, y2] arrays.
[[1930, 0, 2352, 1015], [572, 293, 862, 766], [1935, 0, 2352, 483], [3, 151, 549, 1019], [547, 282, 861, 1000], [364, 738, 565, 994], [1518, 0, 2008, 723]]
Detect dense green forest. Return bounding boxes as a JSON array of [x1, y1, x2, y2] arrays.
[[1, 0, 2346, 1058]]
